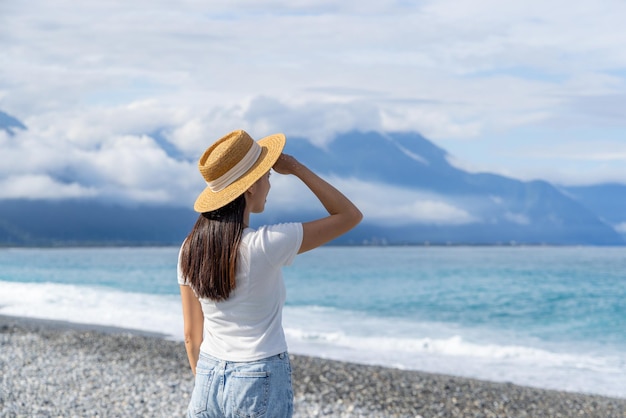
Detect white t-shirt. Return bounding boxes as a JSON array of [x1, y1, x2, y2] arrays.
[[178, 222, 303, 362]]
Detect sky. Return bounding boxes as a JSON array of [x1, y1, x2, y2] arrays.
[[1, 0, 626, 219]]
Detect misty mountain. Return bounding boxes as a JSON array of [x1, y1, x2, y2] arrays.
[[274, 131, 624, 245], [0, 110, 624, 246], [562, 183, 626, 239], [0, 199, 197, 246]]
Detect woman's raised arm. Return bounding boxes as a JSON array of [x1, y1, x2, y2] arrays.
[[272, 154, 363, 253]]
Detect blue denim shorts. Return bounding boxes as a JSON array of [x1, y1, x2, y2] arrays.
[[187, 352, 293, 418]]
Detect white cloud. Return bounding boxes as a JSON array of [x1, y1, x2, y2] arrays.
[[504, 212, 530, 225], [266, 175, 478, 226], [445, 155, 485, 175], [166, 107, 249, 157], [336, 177, 478, 226], [0, 126, 200, 205], [245, 97, 382, 147], [1, 0, 626, 204], [615, 223, 626, 234], [0, 175, 97, 199], [76, 134, 200, 205]]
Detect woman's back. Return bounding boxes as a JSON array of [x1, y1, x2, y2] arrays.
[[180, 223, 303, 361]]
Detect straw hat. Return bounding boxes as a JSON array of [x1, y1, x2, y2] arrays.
[[193, 130, 285, 213]]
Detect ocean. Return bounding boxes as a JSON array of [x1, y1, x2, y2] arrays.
[[0, 245, 624, 399]]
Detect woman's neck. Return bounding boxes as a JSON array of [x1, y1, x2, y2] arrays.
[[243, 209, 251, 228]]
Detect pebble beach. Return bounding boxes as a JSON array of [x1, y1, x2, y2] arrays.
[[1, 315, 625, 418]]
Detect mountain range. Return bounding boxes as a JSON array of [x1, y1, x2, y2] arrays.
[[1, 110, 625, 246]]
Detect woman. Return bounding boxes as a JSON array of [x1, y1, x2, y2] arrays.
[[178, 129, 362, 417]]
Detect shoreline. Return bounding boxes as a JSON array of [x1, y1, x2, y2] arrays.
[[1, 314, 625, 417], [3, 243, 626, 249]]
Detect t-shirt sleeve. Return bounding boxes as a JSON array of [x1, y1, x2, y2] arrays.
[[255, 223, 303, 267]]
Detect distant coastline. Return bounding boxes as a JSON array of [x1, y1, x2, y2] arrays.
[[2, 240, 626, 248]]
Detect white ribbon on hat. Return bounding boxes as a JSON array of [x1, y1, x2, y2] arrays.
[[206, 142, 262, 192]]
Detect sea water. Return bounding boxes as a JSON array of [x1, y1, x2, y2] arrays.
[[0, 246, 624, 398]]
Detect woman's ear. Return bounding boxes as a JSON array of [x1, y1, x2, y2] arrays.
[[246, 181, 258, 195]]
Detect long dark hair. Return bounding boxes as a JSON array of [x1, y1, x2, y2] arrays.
[[180, 195, 246, 301]]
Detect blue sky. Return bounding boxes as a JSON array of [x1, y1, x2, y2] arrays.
[[1, 0, 626, 217]]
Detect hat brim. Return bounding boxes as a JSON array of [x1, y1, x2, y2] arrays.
[[193, 133, 286, 213]]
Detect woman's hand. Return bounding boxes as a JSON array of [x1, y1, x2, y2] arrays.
[[272, 153, 301, 176]]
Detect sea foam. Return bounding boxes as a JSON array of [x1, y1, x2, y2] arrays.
[[1, 279, 624, 399], [0, 280, 183, 339]]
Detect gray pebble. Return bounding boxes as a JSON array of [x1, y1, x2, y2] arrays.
[[1, 316, 625, 417]]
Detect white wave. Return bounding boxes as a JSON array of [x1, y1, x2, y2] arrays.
[[0, 280, 183, 340], [282, 305, 626, 398], [1, 281, 624, 398]]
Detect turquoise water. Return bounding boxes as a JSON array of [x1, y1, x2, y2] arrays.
[[288, 247, 626, 347], [0, 246, 624, 397]]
